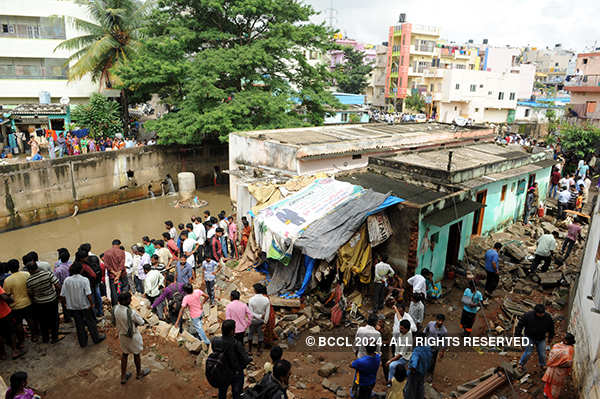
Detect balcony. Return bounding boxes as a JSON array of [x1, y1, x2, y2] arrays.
[[411, 24, 440, 36], [410, 44, 435, 56], [565, 75, 600, 92], [423, 69, 443, 78], [454, 52, 470, 60], [408, 67, 424, 77]]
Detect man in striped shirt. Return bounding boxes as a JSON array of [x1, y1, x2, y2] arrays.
[[25, 259, 60, 344]]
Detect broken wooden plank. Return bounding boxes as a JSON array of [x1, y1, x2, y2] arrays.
[[270, 297, 301, 308], [457, 370, 507, 399]]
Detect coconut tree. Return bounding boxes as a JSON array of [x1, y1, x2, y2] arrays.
[[54, 0, 150, 133]]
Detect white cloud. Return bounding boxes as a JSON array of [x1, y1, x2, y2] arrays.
[[304, 0, 599, 52]]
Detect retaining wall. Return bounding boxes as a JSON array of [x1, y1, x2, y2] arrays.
[[0, 145, 228, 231]]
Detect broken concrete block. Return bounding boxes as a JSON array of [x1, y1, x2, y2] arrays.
[[309, 326, 321, 334], [185, 338, 203, 353], [322, 378, 340, 393], [292, 315, 309, 329], [147, 314, 160, 326], [318, 362, 338, 377], [155, 321, 171, 338], [180, 330, 197, 343], [503, 243, 528, 262], [281, 314, 299, 322], [541, 222, 558, 235], [336, 388, 348, 397], [167, 326, 180, 342]]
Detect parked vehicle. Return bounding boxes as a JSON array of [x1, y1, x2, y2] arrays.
[[415, 114, 427, 123]]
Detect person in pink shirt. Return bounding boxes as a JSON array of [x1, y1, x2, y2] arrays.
[[227, 216, 239, 259], [175, 284, 210, 344], [225, 290, 253, 344], [561, 218, 582, 260]]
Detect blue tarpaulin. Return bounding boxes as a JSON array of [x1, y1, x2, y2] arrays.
[[72, 128, 89, 138], [366, 195, 404, 215]]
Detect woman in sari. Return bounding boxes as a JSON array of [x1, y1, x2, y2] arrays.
[[542, 333, 575, 399], [241, 219, 251, 253], [261, 285, 277, 346]]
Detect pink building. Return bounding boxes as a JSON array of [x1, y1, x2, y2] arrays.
[[329, 38, 376, 69]]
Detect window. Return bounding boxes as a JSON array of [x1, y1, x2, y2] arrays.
[[501, 184, 507, 201], [475, 108, 479, 112], [0, 57, 68, 79], [479, 84, 484, 88], [525, 109, 530, 117], [583, 58, 588, 64], [498, 92, 504, 100], [509, 92, 515, 100], [455, 83, 460, 90], [400, 56, 404, 66], [430, 84, 434, 91], [352, 154, 362, 160], [488, 91, 493, 95], [470, 84, 476, 92], [341, 113, 348, 122], [455, 64, 466, 69], [454, 106, 458, 111], [555, 62, 559, 67]]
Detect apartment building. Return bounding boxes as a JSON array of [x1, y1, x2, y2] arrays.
[[366, 44, 387, 108], [523, 44, 576, 89], [0, 0, 99, 105], [564, 52, 600, 126]]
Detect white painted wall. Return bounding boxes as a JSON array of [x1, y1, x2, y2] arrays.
[[0, 0, 99, 103], [515, 105, 565, 122]]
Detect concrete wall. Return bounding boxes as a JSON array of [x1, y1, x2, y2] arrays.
[[0, 144, 228, 231], [569, 195, 600, 399], [228, 134, 298, 174]]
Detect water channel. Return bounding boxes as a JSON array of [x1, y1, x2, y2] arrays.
[[1, 185, 232, 262]]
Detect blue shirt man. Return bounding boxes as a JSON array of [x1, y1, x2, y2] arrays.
[[403, 344, 433, 399], [176, 261, 194, 285], [202, 259, 219, 282], [462, 287, 483, 313], [351, 350, 380, 389], [484, 248, 499, 273]]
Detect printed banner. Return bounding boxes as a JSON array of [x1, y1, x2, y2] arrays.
[[367, 213, 393, 246], [257, 178, 364, 239]]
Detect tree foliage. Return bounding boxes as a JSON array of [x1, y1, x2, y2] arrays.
[[54, 0, 151, 132], [71, 93, 122, 138], [559, 123, 600, 159], [117, 0, 340, 144], [334, 47, 373, 94], [404, 92, 425, 112], [545, 108, 560, 135]]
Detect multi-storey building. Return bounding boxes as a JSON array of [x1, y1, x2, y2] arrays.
[[365, 44, 387, 108], [564, 51, 600, 126], [0, 0, 99, 105], [523, 44, 575, 89]]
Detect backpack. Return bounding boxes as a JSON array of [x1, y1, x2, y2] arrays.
[[241, 375, 284, 399], [85, 255, 103, 286], [205, 349, 232, 388]]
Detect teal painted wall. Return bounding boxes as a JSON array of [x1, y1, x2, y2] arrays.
[[415, 165, 552, 281]]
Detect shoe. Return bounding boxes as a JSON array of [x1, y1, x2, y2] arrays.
[[136, 368, 151, 380], [94, 334, 106, 344]]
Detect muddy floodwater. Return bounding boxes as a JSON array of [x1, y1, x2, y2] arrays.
[[0, 185, 232, 262]]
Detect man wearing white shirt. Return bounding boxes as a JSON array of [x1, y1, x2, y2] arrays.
[[60, 262, 105, 347], [143, 264, 165, 319], [392, 302, 417, 334], [354, 313, 382, 358], [182, 232, 197, 269], [387, 319, 412, 383], [373, 256, 395, 311], [248, 283, 270, 354], [407, 269, 430, 298], [193, 218, 207, 264]]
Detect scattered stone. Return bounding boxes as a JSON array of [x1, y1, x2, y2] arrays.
[[318, 362, 338, 377], [155, 321, 171, 338], [424, 383, 443, 399], [281, 314, 299, 322], [336, 388, 348, 397], [322, 378, 340, 393], [296, 382, 306, 389], [541, 222, 558, 235], [503, 242, 528, 262], [514, 282, 533, 295], [167, 326, 180, 342], [292, 315, 309, 329], [185, 338, 203, 353], [309, 326, 321, 334]]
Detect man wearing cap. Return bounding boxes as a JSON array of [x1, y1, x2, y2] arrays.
[[516, 304, 555, 372]]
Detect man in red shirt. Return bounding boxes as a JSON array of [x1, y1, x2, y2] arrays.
[[549, 167, 561, 199], [0, 287, 24, 360], [103, 239, 129, 308]]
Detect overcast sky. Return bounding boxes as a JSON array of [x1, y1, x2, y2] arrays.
[[303, 0, 599, 52]]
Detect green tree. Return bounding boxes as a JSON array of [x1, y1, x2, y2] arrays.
[[545, 108, 560, 135], [54, 0, 150, 133], [117, 0, 339, 144], [558, 123, 600, 160], [334, 47, 373, 94], [404, 92, 425, 112], [71, 93, 122, 138]]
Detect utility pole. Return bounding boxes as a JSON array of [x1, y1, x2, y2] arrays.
[[324, 0, 338, 29]]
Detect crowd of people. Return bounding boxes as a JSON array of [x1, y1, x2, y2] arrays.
[[11, 130, 155, 162]]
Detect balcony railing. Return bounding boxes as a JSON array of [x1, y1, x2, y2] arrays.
[[566, 74, 600, 88], [569, 103, 600, 119], [411, 24, 440, 36]]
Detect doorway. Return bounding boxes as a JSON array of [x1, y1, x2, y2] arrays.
[[471, 189, 487, 236], [446, 221, 462, 269], [528, 174, 536, 189]]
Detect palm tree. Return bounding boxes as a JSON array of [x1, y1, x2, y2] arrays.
[[55, 0, 150, 133]]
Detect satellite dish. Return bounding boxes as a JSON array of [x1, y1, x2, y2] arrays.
[[60, 96, 70, 105]]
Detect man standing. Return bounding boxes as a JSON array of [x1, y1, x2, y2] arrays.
[[193, 217, 207, 260], [386, 319, 412, 384], [403, 334, 433, 399], [60, 262, 105, 347], [154, 240, 173, 271], [351, 345, 381, 399], [225, 290, 253, 344], [557, 186, 570, 219], [460, 275, 483, 337], [103, 239, 129, 310], [175, 284, 210, 344], [561, 218, 582, 260], [4, 259, 38, 345], [423, 314, 447, 379], [142, 264, 165, 319], [142, 236, 155, 257], [211, 319, 251, 399], [484, 243, 502, 298], [354, 313, 382, 358], [529, 231, 559, 274], [181, 230, 198, 271], [373, 255, 395, 311], [114, 292, 150, 384], [210, 228, 225, 261], [248, 283, 271, 354], [407, 269, 429, 298], [202, 255, 221, 306], [25, 261, 60, 343], [517, 304, 555, 372], [549, 167, 561, 199]]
